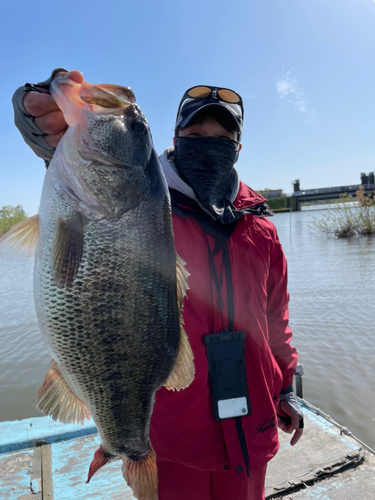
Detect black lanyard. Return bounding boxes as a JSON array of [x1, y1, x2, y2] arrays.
[[171, 191, 237, 332], [172, 192, 252, 476]]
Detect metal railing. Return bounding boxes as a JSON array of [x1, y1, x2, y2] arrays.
[[294, 363, 304, 399]]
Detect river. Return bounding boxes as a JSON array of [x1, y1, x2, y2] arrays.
[[0, 209, 374, 449]]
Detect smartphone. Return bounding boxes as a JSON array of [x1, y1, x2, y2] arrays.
[[204, 331, 251, 421]]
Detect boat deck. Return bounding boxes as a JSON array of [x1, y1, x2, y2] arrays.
[[266, 401, 375, 498], [1, 400, 374, 499]]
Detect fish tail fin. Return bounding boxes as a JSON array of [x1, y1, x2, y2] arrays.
[[122, 448, 158, 500], [36, 360, 90, 424], [164, 254, 195, 391], [0, 214, 39, 257], [87, 445, 113, 483]]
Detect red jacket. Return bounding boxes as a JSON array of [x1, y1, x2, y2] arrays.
[[150, 181, 297, 477]]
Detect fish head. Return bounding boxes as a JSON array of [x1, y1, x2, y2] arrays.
[[50, 76, 154, 219]]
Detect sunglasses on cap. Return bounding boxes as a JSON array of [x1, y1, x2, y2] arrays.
[[177, 85, 244, 119]]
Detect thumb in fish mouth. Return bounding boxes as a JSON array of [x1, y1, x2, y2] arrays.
[[65, 70, 84, 85], [79, 81, 133, 109]]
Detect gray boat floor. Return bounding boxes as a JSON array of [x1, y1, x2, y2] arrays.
[[1, 401, 374, 499], [265, 402, 375, 499]]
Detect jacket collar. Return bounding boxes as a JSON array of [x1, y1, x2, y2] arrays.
[[233, 181, 267, 210]]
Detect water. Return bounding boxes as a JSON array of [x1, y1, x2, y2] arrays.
[[273, 210, 375, 449], [0, 210, 374, 450], [0, 254, 50, 422]]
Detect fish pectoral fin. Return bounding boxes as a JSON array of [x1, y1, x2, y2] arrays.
[[36, 360, 90, 424], [79, 81, 131, 109], [122, 448, 158, 500], [164, 254, 195, 391], [0, 214, 39, 257], [50, 213, 85, 287]]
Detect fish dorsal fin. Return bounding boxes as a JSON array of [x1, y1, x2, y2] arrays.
[[37, 360, 90, 424], [79, 82, 131, 109], [50, 213, 85, 288], [164, 254, 195, 391], [0, 214, 39, 257]]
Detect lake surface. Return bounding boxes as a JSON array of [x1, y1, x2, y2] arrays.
[[0, 209, 374, 449]]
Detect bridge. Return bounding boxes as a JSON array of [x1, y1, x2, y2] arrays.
[[290, 174, 375, 211]]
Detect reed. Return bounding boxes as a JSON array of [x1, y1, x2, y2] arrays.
[[310, 187, 375, 238]]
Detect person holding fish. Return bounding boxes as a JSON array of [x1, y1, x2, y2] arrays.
[[11, 69, 304, 500]]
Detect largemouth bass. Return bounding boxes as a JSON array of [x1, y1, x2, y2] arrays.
[[1, 75, 194, 500]]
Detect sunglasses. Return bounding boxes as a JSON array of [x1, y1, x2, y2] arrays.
[[178, 85, 244, 118]]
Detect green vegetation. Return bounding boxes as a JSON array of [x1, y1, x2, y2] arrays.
[[266, 196, 288, 210], [310, 187, 375, 238], [0, 205, 27, 237], [266, 196, 298, 211]]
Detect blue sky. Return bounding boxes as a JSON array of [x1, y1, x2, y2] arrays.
[[1, 0, 375, 215]]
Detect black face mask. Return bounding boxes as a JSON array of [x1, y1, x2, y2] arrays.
[[174, 137, 240, 224]]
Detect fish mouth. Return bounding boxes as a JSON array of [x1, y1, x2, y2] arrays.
[[53, 77, 136, 110], [89, 160, 149, 171]]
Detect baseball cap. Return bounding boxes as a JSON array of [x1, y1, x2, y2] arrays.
[[175, 86, 244, 138]]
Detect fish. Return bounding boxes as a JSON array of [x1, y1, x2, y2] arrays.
[[0, 75, 194, 500]]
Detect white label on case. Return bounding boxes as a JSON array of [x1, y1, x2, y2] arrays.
[[218, 397, 248, 419]]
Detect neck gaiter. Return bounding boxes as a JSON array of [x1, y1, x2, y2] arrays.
[[174, 137, 239, 223]]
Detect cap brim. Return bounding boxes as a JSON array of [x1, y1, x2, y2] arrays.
[[178, 102, 241, 132]]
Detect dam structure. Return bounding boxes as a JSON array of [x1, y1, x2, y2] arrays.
[[290, 172, 375, 211]]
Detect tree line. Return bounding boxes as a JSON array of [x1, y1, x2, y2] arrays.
[[0, 205, 27, 237]]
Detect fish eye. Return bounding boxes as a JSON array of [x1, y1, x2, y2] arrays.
[[132, 121, 148, 135]]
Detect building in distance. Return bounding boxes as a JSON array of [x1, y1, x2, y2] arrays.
[[258, 189, 284, 199]]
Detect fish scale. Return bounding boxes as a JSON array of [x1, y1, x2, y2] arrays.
[[36, 191, 179, 454]]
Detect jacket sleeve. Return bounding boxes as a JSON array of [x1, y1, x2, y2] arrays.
[[12, 68, 68, 167], [266, 226, 298, 389]]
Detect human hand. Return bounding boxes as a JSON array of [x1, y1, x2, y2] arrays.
[[23, 70, 84, 148], [277, 392, 304, 446]]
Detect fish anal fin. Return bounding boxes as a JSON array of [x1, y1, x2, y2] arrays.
[[50, 213, 84, 287], [36, 360, 90, 424], [122, 448, 158, 500], [164, 254, 195, 391], [0, 214, 39, 257]]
